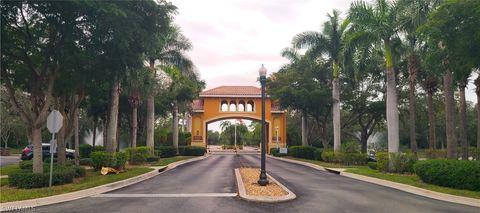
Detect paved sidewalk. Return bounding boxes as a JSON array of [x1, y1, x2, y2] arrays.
[[268, 155, 480, 208]]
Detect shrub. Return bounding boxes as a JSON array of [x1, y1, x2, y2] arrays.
[[147, 156, 160, 162], [376, 152, 389, 172], [93, 146, 105, 152], [179, 146, 206, 156], [425, 149, 447, 159], [469, 147, 480, 161], [79, 158, 92, 166], [368, 162, 377, 170], [314, 149, 322, 161], [125, 146, 153, 164], [19, 160, 33, 170], [114, 152, 128, 170], [414, 159, 480, 191], [9, 166, 78, 188], [156, 146, 177, 158], [340, 153, 367, 165], [270, 148, 279, 155], [341, 141, 360, 153], [288, 146, 316, 160], [321, 152, 338, 163], [376, 152, 417, 173], [79, 144, 93, 158], [91, 151, 114, 170]]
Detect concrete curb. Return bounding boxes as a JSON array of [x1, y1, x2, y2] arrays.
[[269, 156, 480, 208], [235, 168, 296, 203], [0, 155, 209, 210], [267, 155, 328, 171]]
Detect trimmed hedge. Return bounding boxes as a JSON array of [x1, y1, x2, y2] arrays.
[[321, 151, 367, 165], [314, 149, 322, 161], [368, 162, 377, 170], [288, 146, 316, 160], [125, 146, 153, 164], [9, 165, 85, 188], [93, 146, 106, 152], [179, 146, 206, 156], [19, 160, 33, 170], [376, 152, 417, 173], [91, 151, 127, 170], [414, 159, 480, 191], [156, 146, 177, 158], [79, 144, 93, 158], [79, 158, 92, 166]]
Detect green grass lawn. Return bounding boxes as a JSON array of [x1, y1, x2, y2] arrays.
[[345, 167, 480, 199], [283, 156, 360, 168], [0, 164, 22, 176], [0, 167, 153, 203], [149, 156, 197, 167]]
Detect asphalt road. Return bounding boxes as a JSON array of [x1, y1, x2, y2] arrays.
[[38, 153, 479, 213], [0, 155, 21, 167]]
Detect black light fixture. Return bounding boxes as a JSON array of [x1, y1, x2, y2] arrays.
[[257, 64, 269, 186]]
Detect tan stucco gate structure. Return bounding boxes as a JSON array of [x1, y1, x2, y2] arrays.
[[189, 86, 286, 152]]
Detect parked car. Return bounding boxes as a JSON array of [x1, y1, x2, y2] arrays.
[[21, 143, 75, 160]]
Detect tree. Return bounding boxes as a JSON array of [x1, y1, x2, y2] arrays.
[[476, 74, 480, 148], [145, 22, 192, 150], [348, 0, 402, 154], [292, 9, 346, 152], [420, 0, 480, 158], [1, 1, 94, 172], [397, 0, 440, 154]]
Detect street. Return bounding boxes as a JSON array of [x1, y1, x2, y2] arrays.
[[38, 153, 479, 213]]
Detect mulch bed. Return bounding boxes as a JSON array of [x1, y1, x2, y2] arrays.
[[239, 168, 288, 197]]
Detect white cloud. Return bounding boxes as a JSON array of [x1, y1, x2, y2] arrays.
[[170, 0, 477, 103]]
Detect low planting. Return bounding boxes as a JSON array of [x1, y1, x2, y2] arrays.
[[178, 146, 206, 156], [9, 164, 86, 189], [156, 146, 177, 158], [288, 146, 316, 160], [79, 144, 93, 158], [414, 159, 480, 191], [1, 167, 153, 203], [345, 167, 480, 199], [322, 152, 367, 165], [91, 151, 127, 170], [376, 152, 416, 173], [79, 158, 92, 166], [425, 149, 447, 159], [125, 146, 153, 164]]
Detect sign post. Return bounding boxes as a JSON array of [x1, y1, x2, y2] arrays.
[[46, 110, 63, 187]]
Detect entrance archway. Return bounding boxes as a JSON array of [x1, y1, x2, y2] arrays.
[[189, 86, 286, 152]]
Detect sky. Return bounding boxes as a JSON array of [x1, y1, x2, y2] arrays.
[[169, 0, 477, 133]]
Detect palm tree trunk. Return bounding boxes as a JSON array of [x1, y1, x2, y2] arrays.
[[408, 53, 418, 154], [32, 127, 43, 173], [74, 110, 80, 166], [173, 101, 179, 153], [384, 40, 399, 153], [301, 113, 308, 146], [130, 105, 138, 148], [57, 120, 67, 165], [92, 118, 97, 151], [475, 75, 480, 148], [458, 80, 468, 160], [444, 71, 457, 159], [332, 72, 341, 152], [146, 59, 155, 149], [106, 76, 120, 153], [427, 91, 436, 149]]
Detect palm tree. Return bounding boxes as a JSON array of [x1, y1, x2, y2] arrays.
[[475, 73, 480, 148], [279, 47, 309, 147], [145, 25, 193, 149], [348, 0, 401, 154], [422, 74, 438, 150], [397, 0, 440, 155], [292, 9, 345, 152]]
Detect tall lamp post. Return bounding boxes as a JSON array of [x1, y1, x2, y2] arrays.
[[258, 64, 269, 186]]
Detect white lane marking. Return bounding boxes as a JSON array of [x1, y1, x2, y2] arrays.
[[93, 193, 238, 198]]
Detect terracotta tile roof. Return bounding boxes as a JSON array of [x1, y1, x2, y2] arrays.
[[200, 86, 261, 97], [191, 99, 204, 111]]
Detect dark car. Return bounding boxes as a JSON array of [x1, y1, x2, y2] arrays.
[[21, 143, 75, 160]]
